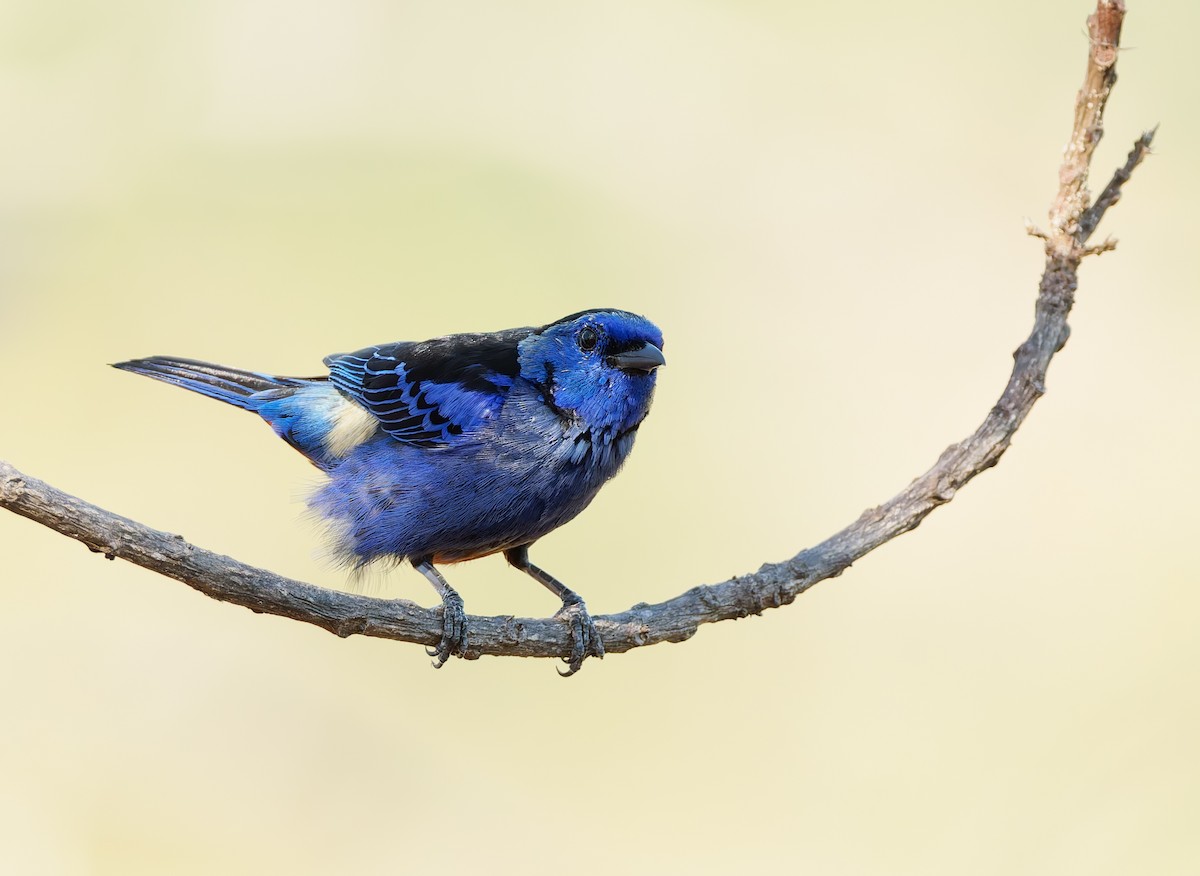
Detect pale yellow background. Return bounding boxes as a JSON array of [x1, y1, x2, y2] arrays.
[[2, 1, 1197, 873]]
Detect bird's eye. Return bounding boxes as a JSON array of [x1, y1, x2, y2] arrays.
[[578, 327, 599, 352]]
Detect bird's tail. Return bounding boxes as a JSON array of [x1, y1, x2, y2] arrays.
[[111, 356, 307, 410], [113, 356, 374, 469]]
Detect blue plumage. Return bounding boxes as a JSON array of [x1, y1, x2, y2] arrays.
[[114, 309, 665, 674]]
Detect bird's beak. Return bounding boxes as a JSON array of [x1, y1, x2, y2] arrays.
[[609, 342, 666, 375]]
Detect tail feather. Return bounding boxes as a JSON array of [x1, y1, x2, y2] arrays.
[[113, 355, 370, 470], [112, 356, 306, 410]]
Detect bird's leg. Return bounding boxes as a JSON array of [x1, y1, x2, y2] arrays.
[[504, 545, 605, 676], [413, 558, 468, 668]]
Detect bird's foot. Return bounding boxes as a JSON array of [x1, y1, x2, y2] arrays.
[[554, 598, 605, 677], [426, 592, 468, 668]]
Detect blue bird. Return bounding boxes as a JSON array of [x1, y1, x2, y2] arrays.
[[114, 309, 665, 674]]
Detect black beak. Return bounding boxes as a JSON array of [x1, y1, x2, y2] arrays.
[[609, 342, 666, 375]]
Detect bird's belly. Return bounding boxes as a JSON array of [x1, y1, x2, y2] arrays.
[[427, 472, 605, 563], [309, 432, 623, 566]]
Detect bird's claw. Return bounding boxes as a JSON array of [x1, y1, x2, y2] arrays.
[[427, 593, 468, 668], [554, 599, 605, 677]]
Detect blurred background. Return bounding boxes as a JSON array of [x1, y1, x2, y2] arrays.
[[2, 1, 1197, 873]]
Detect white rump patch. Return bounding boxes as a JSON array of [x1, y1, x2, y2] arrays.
[[324, 396, 379, 457]]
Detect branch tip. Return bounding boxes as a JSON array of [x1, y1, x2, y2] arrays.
[[1082, 237, 1118, 257]]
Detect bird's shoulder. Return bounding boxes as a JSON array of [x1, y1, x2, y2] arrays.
[[323, 327, 533, 447]]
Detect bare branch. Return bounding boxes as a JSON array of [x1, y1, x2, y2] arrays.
[[1047, 0, 1126, 258], [0, 1, 1155, 666], [1078, 127, 1157, 243]]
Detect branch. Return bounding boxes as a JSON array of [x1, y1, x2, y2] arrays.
[[0, 1, 1154, 665], [1077, 127, 1156, 244]]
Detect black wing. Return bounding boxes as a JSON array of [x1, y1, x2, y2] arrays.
[[324, 328, 528, 447]]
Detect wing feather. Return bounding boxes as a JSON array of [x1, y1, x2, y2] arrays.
[[324, 328, 527, 446]]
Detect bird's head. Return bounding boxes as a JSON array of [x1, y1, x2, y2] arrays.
[[518, 309, 664, 437]]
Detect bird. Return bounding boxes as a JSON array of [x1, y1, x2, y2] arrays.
[[113, 309, 665, 675]]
